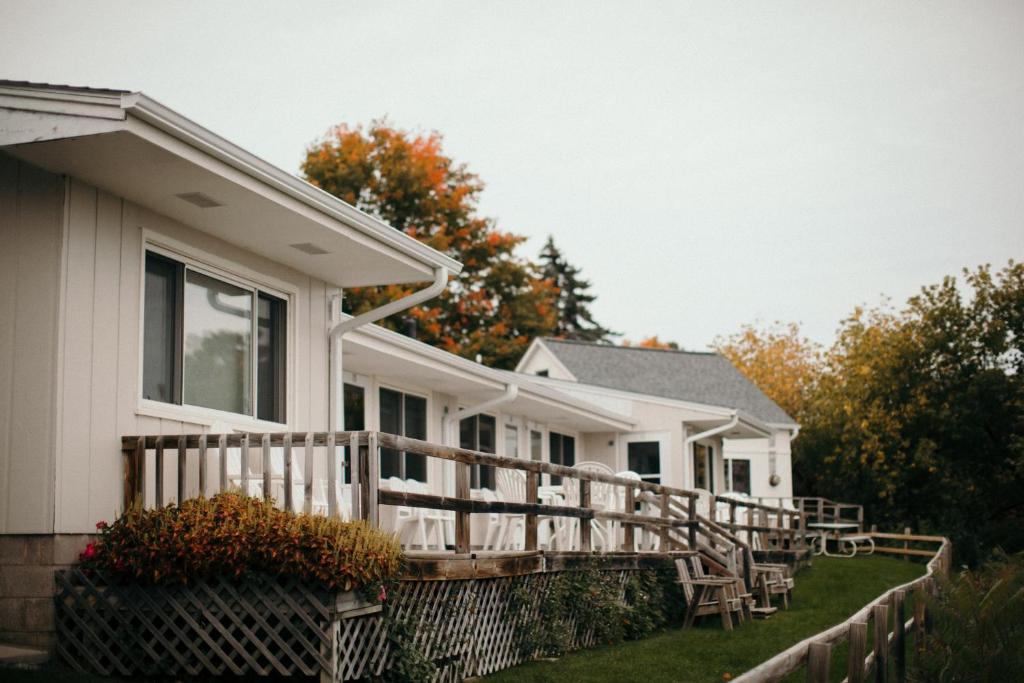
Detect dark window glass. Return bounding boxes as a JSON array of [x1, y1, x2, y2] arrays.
[[404, 395, 428, 481], [142, 252, 182, 403], [627, 441, 661, 484], [379, 388, 402, 479], [342, 383, 365, 484], [536, 369, 549, 377], [549, 432, 575, 485], [257, 292, 286, 422], [460, 414, 497, 489], [729, 459, 751, 495], [378, 388, 428, 481], [693, 444, 716, 491]]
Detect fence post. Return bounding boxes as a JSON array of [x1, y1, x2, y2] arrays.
[[154, 435, 165, 506], [455, 459, 471, 554], [622, 483, 635, 551], [806, 641, 831, 683], [198, 434, 208, 498], [913, 588, 926, 669], [580, 480, 592, 551], [524, 469, 538, 551], [282, 433, 293, 513], [847, 621, 868, 683], [894, 590, 906, 682], [123, 437, 143, 511], [262, 433, 272, 506], [903, 526, 911, 560], [873, 603, 889, 683]]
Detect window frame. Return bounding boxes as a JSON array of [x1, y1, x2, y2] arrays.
[[137, 236, 295, 430]]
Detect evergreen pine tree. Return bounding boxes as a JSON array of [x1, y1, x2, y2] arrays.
[[539, 236, 616, 342]]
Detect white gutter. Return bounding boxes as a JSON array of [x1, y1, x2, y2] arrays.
[[328, 267, 449, 430]]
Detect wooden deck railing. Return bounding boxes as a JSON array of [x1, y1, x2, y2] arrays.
[[735, 533, 951, 683], [121, 430, 705, 555], [710, 495, 808, 553]]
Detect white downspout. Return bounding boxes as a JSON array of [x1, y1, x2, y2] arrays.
[[328, 267, 449, 431]]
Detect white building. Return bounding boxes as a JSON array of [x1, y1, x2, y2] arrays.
[[515, 338, 799, 500]]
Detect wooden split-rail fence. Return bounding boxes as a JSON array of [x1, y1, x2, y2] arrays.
[[735, 534, 952, 683]]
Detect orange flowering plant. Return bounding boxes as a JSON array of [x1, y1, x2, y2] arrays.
[[79, 492, 402, 591]]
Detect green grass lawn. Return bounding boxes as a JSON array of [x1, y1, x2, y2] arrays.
[[486, 555, 925, 683]]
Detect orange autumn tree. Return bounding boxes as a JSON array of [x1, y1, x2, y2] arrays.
[[711, 322, 821, 421], [301, 120, 558, 368], [621, 336, 680, 350]]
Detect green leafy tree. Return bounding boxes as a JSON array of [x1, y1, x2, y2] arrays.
[[539, 237, 616, 342], [301, 119, 558, 369], [796, 262, 1024, 565]]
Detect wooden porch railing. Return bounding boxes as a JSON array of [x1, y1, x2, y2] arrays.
[[121, 431, 706, 555]]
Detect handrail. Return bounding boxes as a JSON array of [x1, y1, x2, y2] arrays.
[[735, 534, 952, 683]]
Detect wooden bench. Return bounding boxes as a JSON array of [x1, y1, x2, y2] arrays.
[[675, 557, 748, 630]]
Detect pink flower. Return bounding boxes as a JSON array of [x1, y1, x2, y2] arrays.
[[95, 520, 108, 530], [378, 585, 388, 603], [79, 542, 97, 562]]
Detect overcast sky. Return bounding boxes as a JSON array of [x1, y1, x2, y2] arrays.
[[2, 1, 1022, 350]]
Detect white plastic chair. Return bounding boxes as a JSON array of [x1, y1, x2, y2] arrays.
[[495, 469, 527, 550]]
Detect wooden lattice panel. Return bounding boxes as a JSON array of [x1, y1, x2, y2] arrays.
[[56, 569, 334, 678], [57, 567, 640, 681]]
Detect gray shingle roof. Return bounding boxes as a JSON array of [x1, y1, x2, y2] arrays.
[[540, 338, 796, 425]]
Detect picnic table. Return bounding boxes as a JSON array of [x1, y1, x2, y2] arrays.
[[806, 522, 874, 557]]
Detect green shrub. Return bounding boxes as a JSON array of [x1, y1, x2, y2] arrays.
[[79, 492, 402, 591], [911, 550, 1024, 682]]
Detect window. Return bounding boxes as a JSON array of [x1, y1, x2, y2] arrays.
[[530, 430, 543, 461], [504, 425, 519, 458], [728, 458, 751, 495], [460, 414, 496, 489], [548, 432, 575, 485], [627, 441, 661, 484], [342, 384, 365, 484], [142, 250, 286, 422], [693, 443, 715, 491], [535, 369, 549, 377], [379, 388, 427, 481]]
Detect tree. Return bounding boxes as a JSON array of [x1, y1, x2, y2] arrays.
[[539, 236, 616, 342], [621, 336, 679, 350], [712, 322, 822, 422], [796, 262, 1024, 565], [301, 120, 559, 369]]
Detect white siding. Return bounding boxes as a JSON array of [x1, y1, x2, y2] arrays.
[[0, 154, 64, 533], [49, 175, 333, 533]]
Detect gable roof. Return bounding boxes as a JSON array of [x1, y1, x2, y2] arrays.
[[536, 338, 797, 426]]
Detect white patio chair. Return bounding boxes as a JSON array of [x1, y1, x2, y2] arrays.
[[574, 462, 615, 551], [381, 477, 433, 550], [494, 469, 527, 550], [614, 470, 646, 551], [404, 479, 448, 550]]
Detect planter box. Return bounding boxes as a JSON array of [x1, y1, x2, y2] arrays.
[[55, 569, 380, 681]]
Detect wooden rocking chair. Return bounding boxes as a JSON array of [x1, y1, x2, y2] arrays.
[[675, 557, 747, 630]]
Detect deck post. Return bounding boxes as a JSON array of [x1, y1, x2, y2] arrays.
[[154, 436, 164, 507], [847, 621, 868, 683], [659, 492, 671, 550], [806, 641, 831, 683], [240, 433, 250, 495], [217, 434, 228, 493], [366, 432, 379, 527], [283, 433, 293, 513], [198, 434, 208, 497], [122, 436, 143, 511], [873, 603, 889, 683], [687, 494, 697, 550], [262, 433, 272, 505], [580, 480, 592, 551], [894, 590, 906, 681], [622, 484, 635, 551], [304, 432, 315, 515], [525, 470, 538, 551], [455, 460, 471, 554], [326, 432, 338, 518], [177, 435, 187, 504]]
